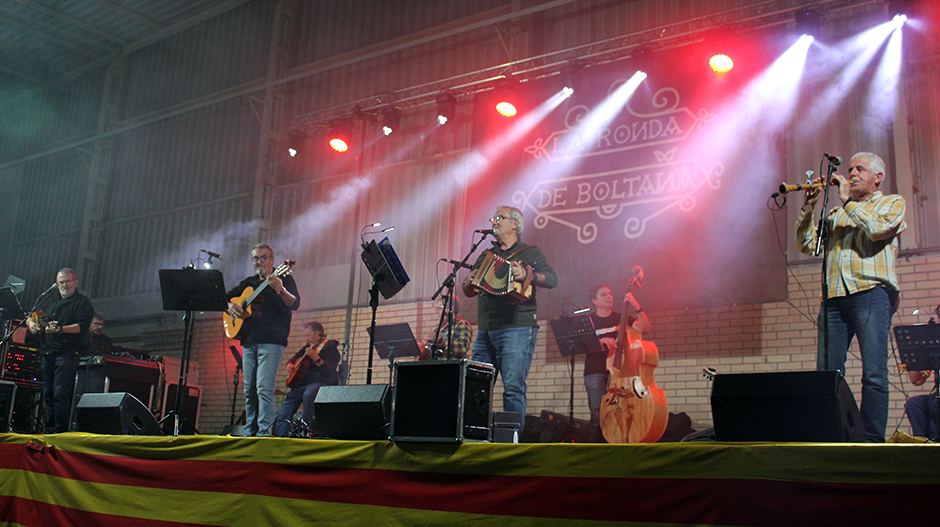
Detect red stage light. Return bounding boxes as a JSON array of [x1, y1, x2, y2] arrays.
[[329, 137, 349, 152], [495, 101, 517, 117], [709, 54, 734, 73]]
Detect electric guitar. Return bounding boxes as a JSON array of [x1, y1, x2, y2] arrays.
[[222, 260, 295, 339]]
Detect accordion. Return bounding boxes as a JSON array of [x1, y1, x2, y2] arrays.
[[469, 250, 533, 304]]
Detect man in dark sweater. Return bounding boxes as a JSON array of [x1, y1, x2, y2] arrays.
[[226, 244, 300, 436], [274, 321, 340, 437], [26, 268, 94, 433], [462, 205, 558, 430], [585, 283, 651, 442]]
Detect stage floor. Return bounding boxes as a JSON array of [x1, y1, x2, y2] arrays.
[[1, 433, 937, 526]]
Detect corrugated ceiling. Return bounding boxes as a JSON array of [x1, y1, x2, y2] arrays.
[[0, 0, 249, 91]]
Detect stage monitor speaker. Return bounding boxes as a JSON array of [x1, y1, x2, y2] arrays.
[[75, 392, 163, 435], [391, 360, 495, 442], [314, 384, 391, 440], [710, 370, 865, 442]]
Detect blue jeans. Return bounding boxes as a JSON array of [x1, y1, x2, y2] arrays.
[[817, 286, 891, 442], [584, 372, 609, 442], [905, 394, 938, 440], [42, 352, 79, 433], [242, 342, 285, 436], [472, 326, 538, 430], [274, 382, 327, 437]]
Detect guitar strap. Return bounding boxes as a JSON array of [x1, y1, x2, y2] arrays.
[[502, 244, 533, 261]]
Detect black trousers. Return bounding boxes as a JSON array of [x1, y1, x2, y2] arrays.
[[41, 351, 79, 433]]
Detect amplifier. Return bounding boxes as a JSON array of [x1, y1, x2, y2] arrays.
[[70, 355, 164, 431], [391, 360, 495, 442], [1, 344, 42, 384]]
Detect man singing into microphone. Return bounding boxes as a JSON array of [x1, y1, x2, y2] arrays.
[[463, 205, 557, 431], [226, 244, 300, 436], [796, 152, 906, 442], [26, 268, 94, 433]]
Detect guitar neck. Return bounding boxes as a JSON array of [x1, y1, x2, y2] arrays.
[[242, 279, 270, 307]]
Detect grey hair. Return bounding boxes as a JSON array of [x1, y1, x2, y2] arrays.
[[498, 205, 525, 238], [852, 152, 886, 184], [252, 243, 274, 257]]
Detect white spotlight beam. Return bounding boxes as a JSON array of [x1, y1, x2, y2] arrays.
[[797, 19, 899, 136], [514, 71, 647, 187], [864, 24, 903, 125]]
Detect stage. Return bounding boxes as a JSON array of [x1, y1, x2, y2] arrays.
[[1, 433, 937, 526]]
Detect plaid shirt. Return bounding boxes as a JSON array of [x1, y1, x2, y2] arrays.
[[796, 190, 906, 299], [424, 317, 473, 359]]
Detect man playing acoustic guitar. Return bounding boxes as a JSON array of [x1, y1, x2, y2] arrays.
[[225, 244, 300, 436], [26, 268, 94, 433], [274, 321, 340, 437]]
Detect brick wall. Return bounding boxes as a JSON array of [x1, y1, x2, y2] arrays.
[[185, 253, 940, 437]]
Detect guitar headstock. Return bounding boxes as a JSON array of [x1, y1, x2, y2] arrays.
[[274, 259, 296, 277]]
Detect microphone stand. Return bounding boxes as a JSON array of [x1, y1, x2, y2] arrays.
[[430, 233, 490, 360], [815, 158, 838, 371]]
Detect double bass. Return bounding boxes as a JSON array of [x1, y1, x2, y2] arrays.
[[599, 266, 668, 443]]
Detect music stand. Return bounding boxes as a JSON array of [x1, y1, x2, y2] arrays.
[[360, 237, 410, 384], [158, 268, 227, 435], [367, 323, 422, 384], [895, 323, 940, 438], [550, 314, 603, 441]]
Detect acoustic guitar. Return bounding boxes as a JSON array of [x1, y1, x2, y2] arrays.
[[286, 351, 313, 390], [599, 266, 668, 443], [222, 260, 295, 339]]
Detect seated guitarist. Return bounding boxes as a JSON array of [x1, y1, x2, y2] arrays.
[[274, 321, 340, 437]]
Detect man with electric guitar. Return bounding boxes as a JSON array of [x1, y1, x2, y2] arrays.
[[26, 268, 94, 433], [274, 321, 340, 437], [463, 205, 558, 431], [224, 244, 300, 436]]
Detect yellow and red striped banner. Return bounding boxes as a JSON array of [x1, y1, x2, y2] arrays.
[[1, 433, 938, 526]]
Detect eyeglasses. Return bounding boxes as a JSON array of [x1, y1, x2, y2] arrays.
[[489, 215, 514, 223], [56, 279, 77, 285], [251, 255, 270, 263]]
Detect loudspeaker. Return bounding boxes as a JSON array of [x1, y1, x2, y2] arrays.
[[75, 392, 163, 435], [391, 360, 495, 442], [711, 370, 865, 442], [314, 384, 391, 440], [161, 383, 202, 435]]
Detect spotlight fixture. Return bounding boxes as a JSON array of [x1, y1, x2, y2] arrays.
[[436, 93, 455, 125], [631, 45, 654, 74], [888, 0, 914, 20], [328, 119, 353, 153], [287, 129, 304, 157], [709, 54, 734, 73], [492, 79, 522, 118], [794, 8, 825, 39], [559, 62, 585, 96], [381, 106, 401, 136]]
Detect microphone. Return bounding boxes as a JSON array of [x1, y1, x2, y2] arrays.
[[474, 229, 495, 235], [38, 283, 57, 298], [202, 249, 223, 260], [824, 153, 842, 166], [441, 258, 473, 270]]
